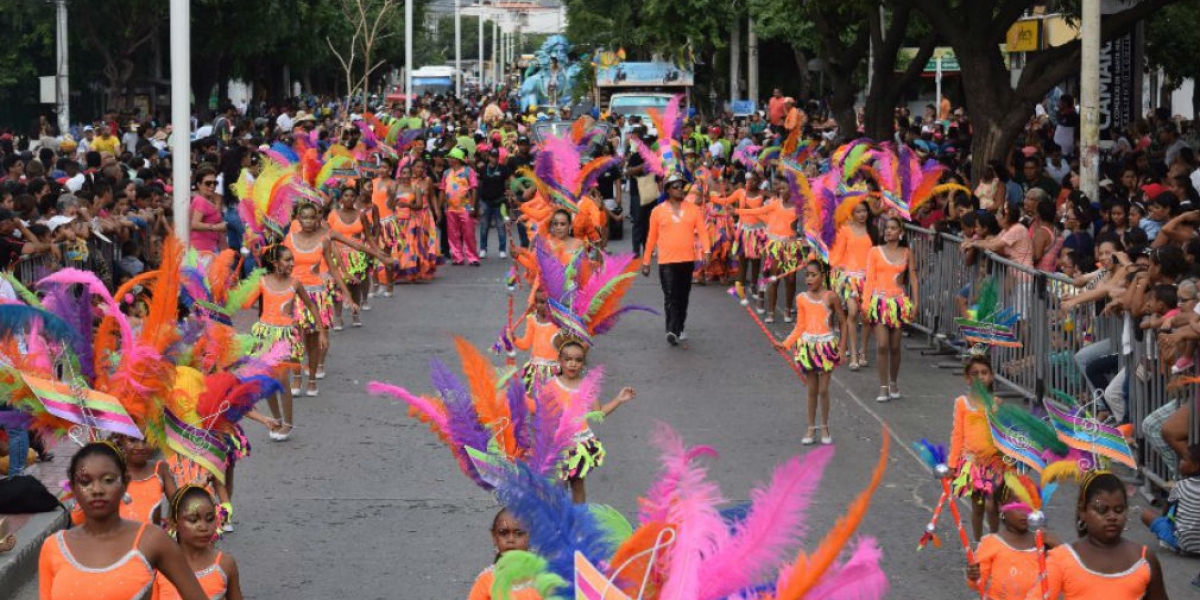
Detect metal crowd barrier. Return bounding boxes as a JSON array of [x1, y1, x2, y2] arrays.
[[902, 223, 1196, 489]]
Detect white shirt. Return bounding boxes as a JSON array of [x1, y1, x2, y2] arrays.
[[1166, 138, 1190, 166], [276, 113, 294, 133]]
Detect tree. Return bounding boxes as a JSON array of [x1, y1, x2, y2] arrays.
[[803, 2, 871, 138], [862, 3, 940, 141], [908, 0, 1189, 181], [1145, 2, 1200, 118], [748, 0, 818, 100], [74, 0, 166, 112], [327, 0, 401, 111]]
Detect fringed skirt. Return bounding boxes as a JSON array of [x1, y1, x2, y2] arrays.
[[294, 283, 334, 332], [794, 333, 841, 374], [378, 215, 403, 251], [250, 321, 303, 362], [865, 293, 913, 329], [221, 424, 251, 467], [560, 433, 606, 481], [763, 236, 805, 275], [833, 269, 866, 306], [952, 459, 1002, 498], [699, 212, 736, 280], [336, 246, 370, 286], [734, 224, 767, 260], [520, 359, 559, 393]]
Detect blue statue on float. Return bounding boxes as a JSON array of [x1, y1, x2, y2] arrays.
[[518, 35, 581, 113]]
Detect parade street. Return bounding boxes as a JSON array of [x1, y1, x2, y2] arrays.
[[13, 237, 1195, 599]]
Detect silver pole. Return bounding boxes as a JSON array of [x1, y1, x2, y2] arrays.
[[729, 15, 740, 103], [55, 0, 70, 137], [169, 0, 191, 246], [455, 0, 462, 96], [747, 16, 759, 106], [478, 9, 484, 89], [1080, 0, 1101, 202], [492, 19, 499, 88], [405, 0, 413, 111]]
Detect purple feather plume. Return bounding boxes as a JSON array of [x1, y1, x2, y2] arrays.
[[534, 238, 568, 301], [527, 381, 563, 477], [506, 378, 530, 452], [42, 286, 94, 381], [428, 358, 489, 455]]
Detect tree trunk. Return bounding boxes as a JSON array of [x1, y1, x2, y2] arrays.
[[793, 47, 811, 102], [826, 63, 859, 142]]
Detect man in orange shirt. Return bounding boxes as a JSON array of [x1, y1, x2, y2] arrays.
[[784, 97, 806, 136], [641, 172, 711, 346], [767, 88, 787, 131]]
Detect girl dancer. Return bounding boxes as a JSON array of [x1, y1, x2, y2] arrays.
[[329, 183, 378, 329], [1044, 472, 1169, 599], [729, 171, 768, 296], [116, 434, 177, 525], [546, 335, 635, 503], [284, 202, 351, 397], [248, 244, 320, 437], [736, 176, 801, 323], [829, 198, 875, 370], [410, 159, 442, 279], [390, 165, 420, 282], [863, 217, 917, 401], [512, 288, 561, 392], [775, 258, 846, 445], [371, 160, 398, 296], [966, 484, 1063, 600], [949, 355, 1003, 541], [153, 486, 244, 600], [467, 509, 541, 600], [39, 443, 208, 600]]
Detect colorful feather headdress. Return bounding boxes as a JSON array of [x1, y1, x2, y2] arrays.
[[869, 143, 968, 221], [531, 238, 656, 340], [521, 132, 621, 215], [634, 94, 686, 179], [484, 423, 892, 600], [954, 277, 1021, 349]]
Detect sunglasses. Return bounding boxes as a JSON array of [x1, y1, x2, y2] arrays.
[[200, 180, 217, 186]]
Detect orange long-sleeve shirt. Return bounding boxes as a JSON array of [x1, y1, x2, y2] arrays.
[[862, 246, 907, 300], [947, 395, 995, 469], [829, 225, 873, 273], [642, 200, 710, 266], [726, 188, 767, 227], [737, 201, 797, 238], [513, 314, 560, 362]]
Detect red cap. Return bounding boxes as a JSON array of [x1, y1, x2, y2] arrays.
[[1141, 183, 1168, 201]]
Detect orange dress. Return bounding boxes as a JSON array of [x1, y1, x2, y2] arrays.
[[948, 395, 1002, 497], [151, 552, 228, 600], [39, 522, 154, 600], [467, 565, 544, 600], [1043, 544, 1151, 600], [829, 225, 872, 304], [372, 178, 402, 251], [862, 246, 913, 328], [123, 463, 165, 524], [781, 291, 840, 373], [283, 230, 333, 331], [513, 314, 561, 391], [248, 278, 303, 361], [327, 210, 369, 286], [737, 201, 801, 274], [729, 188, 767, 259], [969, 534, 1040, 600]]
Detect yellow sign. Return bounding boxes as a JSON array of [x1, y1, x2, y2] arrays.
[[1006, 19, 1042, 52]]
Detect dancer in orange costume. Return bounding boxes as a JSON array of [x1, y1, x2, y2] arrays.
[[152, 486, 245, 600], [863, 216, 917, 402], [829, 198, 875, 370], [775, 258, 845, 446]]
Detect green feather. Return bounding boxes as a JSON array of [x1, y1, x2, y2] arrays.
[[224, 269, 265, 313], [585, 273, 637, 319], [2, 272, 43, 308], [976, 277, 999, 323], [975, 381, 1067, 456], [492, 550, 567, 600], [587, 503, 633, 547]]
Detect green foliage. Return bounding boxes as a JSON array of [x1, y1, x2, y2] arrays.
[[0, 3, 54, 90], [1146, 2, 1200, 90]]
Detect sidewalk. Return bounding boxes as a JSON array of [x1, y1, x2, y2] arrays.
[[0, 455, 69, 593]]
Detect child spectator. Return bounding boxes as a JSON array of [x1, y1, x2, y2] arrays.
[[1141, 443, 1200, 555]]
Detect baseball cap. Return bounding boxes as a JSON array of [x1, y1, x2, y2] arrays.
[[1141, 183, 1168, 201], [447, 147, 466, 161], [83, 125, 94, 132], [665, 171, 688, 187]]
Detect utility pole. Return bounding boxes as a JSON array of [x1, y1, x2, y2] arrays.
[[169, 0, 191, 246], [1080, 0, 1100, 202], [455, 0, 462, 96], [729, 14, 740, 103], [405, 0, 413, 111], [54, 0, 69, 136], [492, 19, 499, 88], [747, 16, 759, 107], [478, 9, 484, 89]]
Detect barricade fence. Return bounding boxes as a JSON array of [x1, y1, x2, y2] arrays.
[[902, 223, 1196, 490]]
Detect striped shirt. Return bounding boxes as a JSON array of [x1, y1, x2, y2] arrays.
[[1172, 477, 1200, 553]]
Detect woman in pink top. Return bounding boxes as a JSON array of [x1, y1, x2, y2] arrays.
[[189, 166, 225, 261], [963, 201, 1032, 267]]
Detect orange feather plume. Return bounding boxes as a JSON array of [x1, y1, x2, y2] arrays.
[[452, 336, 515, 457], [206, 249, 239, 305], [834, 195, 867, 228], [140, 236, 183, 354], [774, 430, 890, 600], [609, 521, 670, 598], [781, 126, 801, 157], [94, 270, 160, 382]]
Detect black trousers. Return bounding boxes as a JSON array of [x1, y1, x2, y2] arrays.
[[632, 196, 652, 256], [659, 262, 694, 336]]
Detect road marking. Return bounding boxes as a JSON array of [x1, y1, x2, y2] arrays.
[[831, 373, 933, 475]]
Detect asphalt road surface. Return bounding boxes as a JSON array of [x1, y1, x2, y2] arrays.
[[14, 234, 1196, 599]]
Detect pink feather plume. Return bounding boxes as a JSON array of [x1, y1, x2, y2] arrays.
[[657, 427, 729, 600], [636, 139, 665, 178], [367, 381, 450, 436], [697, 448, 835, 600], [789, 537, 888, 600]]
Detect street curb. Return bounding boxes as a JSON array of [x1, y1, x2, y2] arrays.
[[0, 509, 68, 594]]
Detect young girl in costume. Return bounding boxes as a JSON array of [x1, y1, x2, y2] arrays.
[[736, 177, 801, 324], [40, 443, 209, 600], [328, 183, 378, 329], [390, 165, 421, 282], [512, 288, 561, 392], [949, 355, 1003, 541], [152, 486, 244, 600], [1043, 472, 1169, 600], [370, 160, 398, 296], [410, 159, 442, 276], [117, 434, 177, 525], [248, 244, 320, 439], [966, 480, 1063, 600], [863, 216, 917, 402], [775, 258, 846, 445], [729, 170, 768, 296], [698, 164, 737, 285], [829, 198, 875, 370], [467, 509, 542, 600], [547, 335, 635, 503]]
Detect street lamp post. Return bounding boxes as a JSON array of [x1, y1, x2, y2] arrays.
[[455, 0, 462, 96], [54, 0, 70, 137], [405, 0, 413, 112], [1080, 0, 1101, 202], [169, 0, 191, 245]]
